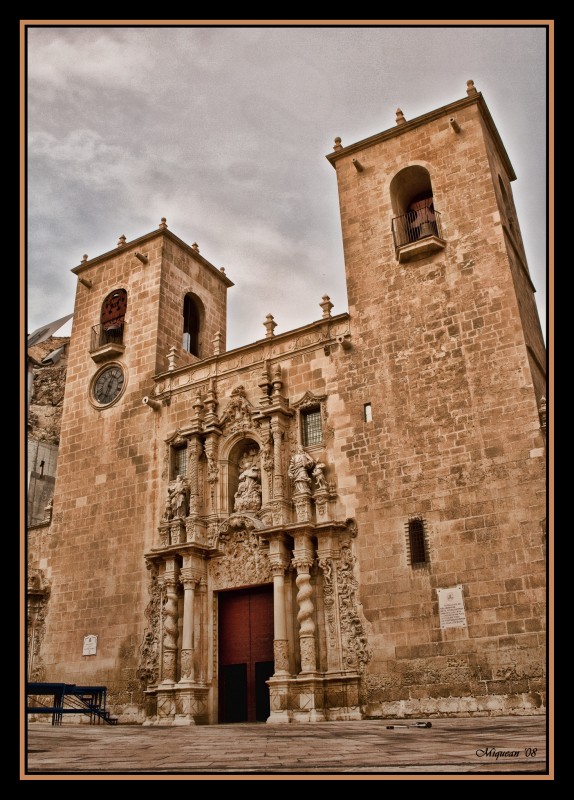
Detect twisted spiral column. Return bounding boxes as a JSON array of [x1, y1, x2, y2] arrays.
[[161, 575, 179, 683], [292, 556, 317, 673]]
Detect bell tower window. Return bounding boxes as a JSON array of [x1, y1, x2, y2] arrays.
[[390, 166, 445, 261], [183, 293, 203, 357], [90, 288, 128, 360]]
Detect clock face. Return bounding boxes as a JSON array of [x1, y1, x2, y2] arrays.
[[93, 365, 125, 405]]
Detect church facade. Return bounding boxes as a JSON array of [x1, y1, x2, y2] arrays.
[[27, 81, 547, 724]]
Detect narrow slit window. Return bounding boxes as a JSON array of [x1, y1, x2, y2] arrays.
[[364, 403, 373, 423], [183, 294, 201, 356], [407, 517, 427, 565], [302, 408, 322, 447]]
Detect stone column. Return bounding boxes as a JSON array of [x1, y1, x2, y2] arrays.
[[197, 579, 207, 684], [161, 571, 179, 684], [272, 424, 283, 499], [292, 533, 317, 674], [187, 437, 201, 517], [271, 564, 290, 676], [204, 434, 219, 514], [179, 569, 200, 682]]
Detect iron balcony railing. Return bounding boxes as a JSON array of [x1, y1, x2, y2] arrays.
[[90, 321, 125, 351], [392, 207, 443, 249]]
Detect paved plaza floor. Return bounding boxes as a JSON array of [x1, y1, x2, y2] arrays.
[[23, 715, 551, 778]]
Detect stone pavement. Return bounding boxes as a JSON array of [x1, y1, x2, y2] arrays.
[[23, 715, 550, 778], [24, 715, 550, 778]]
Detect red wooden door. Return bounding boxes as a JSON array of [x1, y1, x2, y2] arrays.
[[218, 585, 274, 723]]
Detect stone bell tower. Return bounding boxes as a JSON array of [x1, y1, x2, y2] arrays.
[[325, 80, 547, 716], [28, 220, 232, 713]]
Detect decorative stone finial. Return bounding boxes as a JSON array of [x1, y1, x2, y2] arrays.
[[191, 242, 199, 252], [213, 331, 223, 356], [81, 254, 88, 263], [272, 364, 283, 396], [159, 217, 168, 229], [333, 137, 343, 151], [395, 108, 406, 125], [192, 393, 204, 419], [117, 235, 127, 247], [167, 345, 178, 371], [220, 267, 226, 273], [320, 294, 334, 319], [264, 313, 277, 338], [466, 79, 478, 96]]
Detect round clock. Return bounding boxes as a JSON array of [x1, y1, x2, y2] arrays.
[[92, 365, 125, 405]]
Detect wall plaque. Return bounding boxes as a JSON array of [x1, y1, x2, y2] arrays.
[[82, 634, 98, 655], [436, 586, 467, 629]]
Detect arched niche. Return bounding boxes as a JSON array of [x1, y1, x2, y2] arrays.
[[227, 438, 262, 515]]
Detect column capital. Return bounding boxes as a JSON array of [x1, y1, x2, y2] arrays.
[[161, 573, 180, 591], [291, 555, 314, 572], [180, 568, 201, 588]]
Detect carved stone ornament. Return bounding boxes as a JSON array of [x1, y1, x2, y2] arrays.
[[211, 529, 271, 590], [294, 496, 312, 522], [273, 640, 290, 672], [137, 564, 161, 687], [220, 385, 259, 434], [180, 649, 193, 680], [318, 557, 337, 646], [337, 541, 371, 673], [291, 390, 327, 411], [314, 493, 328, 519], [299, 636, 317, 671], [27, 568, 51, 682]]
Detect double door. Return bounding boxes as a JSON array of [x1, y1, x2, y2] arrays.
[[218, 585, 274, 723]]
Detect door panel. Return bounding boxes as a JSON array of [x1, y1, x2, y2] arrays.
[[218, 585, 273, 723]]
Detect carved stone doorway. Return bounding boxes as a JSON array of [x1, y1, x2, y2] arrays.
[[218, 585, 274, 723]]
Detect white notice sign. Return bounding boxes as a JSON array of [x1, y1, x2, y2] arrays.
[[437, 586, 467, 629], [83, 634, 98, 655]]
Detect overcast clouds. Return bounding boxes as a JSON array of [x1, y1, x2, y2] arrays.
[[26, 24, 548, 348]]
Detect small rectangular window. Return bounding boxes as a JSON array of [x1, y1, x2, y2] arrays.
[[364, 403, 373, 423], [407, 517, 427, 566], [172, 445, 188, 479], [302, 408, 322, 447]]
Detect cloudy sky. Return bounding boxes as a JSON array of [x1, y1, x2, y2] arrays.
[[26, 23, 548, 348]]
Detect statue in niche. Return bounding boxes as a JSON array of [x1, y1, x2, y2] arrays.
[[234, 448, 262, 512], [288, 446, 315, 495], [163, 486, 174, 521], [312, 462, 328, 491], [171, 474, 189, 519]]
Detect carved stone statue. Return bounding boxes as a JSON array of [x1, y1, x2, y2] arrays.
[[163, 486, 174, 521], [171, 474, 188, 519], [312, 462, 328, 491], [288, 446, 315, 495], [234, 448, 262, 512]]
